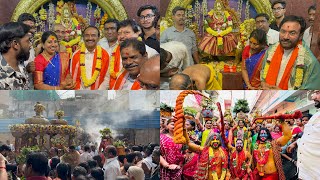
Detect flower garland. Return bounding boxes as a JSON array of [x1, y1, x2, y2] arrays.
[[80, 44, 102, 87], [231, 150, 247, 178], [208, 147, 227, 180], [263, 42, 305, 89], [109, 45, 119, 79], [253, 141, 271, 176]]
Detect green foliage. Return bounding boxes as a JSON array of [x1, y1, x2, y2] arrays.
[[233, 99, 250, 113], [99, 128, 112, 138], [183, 107, 197, 116], [113, 140, 125, 147], [160, 103, 174, 112], [16, 146, 40, 164]]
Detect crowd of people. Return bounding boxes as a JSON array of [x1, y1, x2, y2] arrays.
[[160, 1, 320, 90], [0, 4, 160, 90], [0, 141, 160, 180], [160, 90, 320, 180]]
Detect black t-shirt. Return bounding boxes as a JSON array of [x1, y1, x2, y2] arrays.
[[270, 21, 280, 32], [140, 32, 160, 53]]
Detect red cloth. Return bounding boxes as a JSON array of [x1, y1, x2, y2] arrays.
[[292, 126, 303, 135], [254, 169, 279, 180]]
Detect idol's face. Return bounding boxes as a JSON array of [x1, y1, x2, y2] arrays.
[[210, 135, 221, 149]]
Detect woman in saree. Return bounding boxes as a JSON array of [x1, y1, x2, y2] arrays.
[[242, 29, 267, 89], [183, 120, 199, 180], [34, 31, 75, 90], [160, 119, 184, 180]]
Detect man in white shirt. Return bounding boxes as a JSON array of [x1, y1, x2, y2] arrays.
[[103, 145, 121, 180], [70, 26, 110, 90], [255, 13, 279, 46], [288, 90, 320, 179], [303, 5, 316, 48], [79, 145, 92, 163], [98, 19, 119, 55]]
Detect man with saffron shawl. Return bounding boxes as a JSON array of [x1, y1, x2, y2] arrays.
[[260, 15, 320, 90], [112, 38, 147, 90], [70, 26, 110, 90], [242, 29, 267, 89]]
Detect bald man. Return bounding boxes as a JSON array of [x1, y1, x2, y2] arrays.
[[137, 55, 160, 90], [177, 64, 222, 90], [169, 73, 192, 90]]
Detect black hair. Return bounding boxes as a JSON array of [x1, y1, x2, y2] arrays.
[[255, 13, 270, 21], [0, 144, 11, 152], [187, 120, 196, 131], [302, 113, 312, 120], [257, 127, 273, 141], [106, 146, 117, 157], [272, 0, 286, 9], [90, 167, 104, 180], [79, 162, 90, 173], [56, 163, 70, 180], [87, 159, 97, 169], [279, 15, 306, 35], [160, 48, 168, 70], [249, 29, 267, 46], [117, 19, 140, 33], [152, 146, 160, 157], [104, 18, 120, 28], [169, 73, 192, 90], [236, 138, 244, 143], [50, 156, 60, 170], [120, 38, 146, 56], [131, 145, 142, 152], [172, 6, 186, 15], [145, 143, 159, 156], [0, 22, 30, 53], [26, 152, 48, 176], [308, 5, 316, 13], [84, 145, 90, 152], [17, 13, 36, 23], [137, 5, 159, 17], [126, 152, 137, 163], [72, 166, 87, 178], [82, 25, 100, 38], [92, 155, 103, 168], [69, 145, 75, 150]]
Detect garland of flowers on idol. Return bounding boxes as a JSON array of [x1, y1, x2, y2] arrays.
[[209, 147, 227, 180], [231, 150, 247, 178], [253, 140, 271, 176], [205, 10, 233, 47], [262, 42, 304, 89], [80, 44, 102, 87]]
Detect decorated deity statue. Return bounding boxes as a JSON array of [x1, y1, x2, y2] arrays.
[[56, 3, 81, 35], [198, 0, 238, 56]]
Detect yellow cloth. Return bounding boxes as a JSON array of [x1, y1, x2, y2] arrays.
[[201, 129, 211, 147], [203, 63, 222, 90]]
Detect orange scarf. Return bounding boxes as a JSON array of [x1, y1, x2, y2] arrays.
[[71, 49, 109, 90], [112, 70, 141, 90], [265, 41, 301, 89], [109, 45, 121, 89]]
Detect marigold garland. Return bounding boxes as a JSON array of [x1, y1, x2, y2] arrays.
[[109, 45, 119, 79], [263, 42, 305, 89], [80, 44, 102, 87]]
